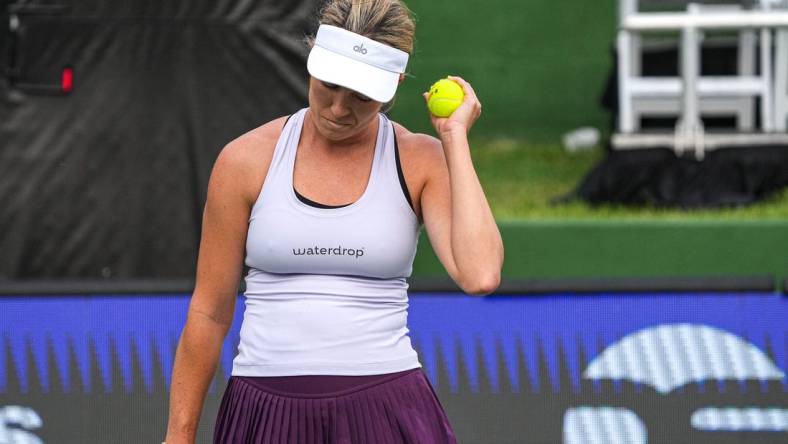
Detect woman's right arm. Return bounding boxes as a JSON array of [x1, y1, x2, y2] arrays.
[[164, 126, 275, 443]]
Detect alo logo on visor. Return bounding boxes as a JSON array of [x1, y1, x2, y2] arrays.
[[353, 43, 367, 55]]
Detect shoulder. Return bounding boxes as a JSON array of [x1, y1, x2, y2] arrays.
[[212, 115, 290, 204], [392, 122, 443, 162], [219, 115, 289, 166], [392, 122, 447, 178], [392, 122, 442, 155]]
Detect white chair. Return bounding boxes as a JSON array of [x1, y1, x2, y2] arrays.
[[617, 0, 774, 135], [775, 25, 788, 131], [629, 3, 758, 131]]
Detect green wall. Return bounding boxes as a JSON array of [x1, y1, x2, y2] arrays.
[[413, 221, 788, 287], [390, 0, 617, 141]]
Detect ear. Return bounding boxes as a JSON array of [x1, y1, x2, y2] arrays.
[[398, 73, 405, 84]]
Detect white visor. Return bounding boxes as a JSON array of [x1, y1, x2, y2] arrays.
[[307, 24, 409, 103]]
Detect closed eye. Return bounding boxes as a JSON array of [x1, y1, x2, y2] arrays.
[[321, 81, 371, 102]]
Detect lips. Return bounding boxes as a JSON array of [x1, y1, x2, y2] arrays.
[[322, 116, 352, 129]]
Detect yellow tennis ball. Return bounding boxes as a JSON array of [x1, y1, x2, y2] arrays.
[[427, 78, 464, 117]]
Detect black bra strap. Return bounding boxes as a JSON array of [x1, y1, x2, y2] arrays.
[[392, 127, 414, 211], [293, 187, 351, 209]]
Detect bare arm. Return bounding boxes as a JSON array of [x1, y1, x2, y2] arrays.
[[419, 76, 504, 295], [164, 135, 264, 443]]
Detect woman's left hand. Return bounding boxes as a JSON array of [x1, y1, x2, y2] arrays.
[[422, 75, 482, 137]]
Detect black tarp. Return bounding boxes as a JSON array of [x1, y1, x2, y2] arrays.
[[585, 34, 788, 208], [570, 146, 788, 208], [1, 0, 318, 279]]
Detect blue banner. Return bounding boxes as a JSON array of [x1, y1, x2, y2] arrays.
[[1, 292, 786, 443]]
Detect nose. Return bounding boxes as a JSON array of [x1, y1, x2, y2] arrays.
[[329, 89, 353, 118]]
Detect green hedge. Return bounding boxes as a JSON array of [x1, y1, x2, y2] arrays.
[[413, 220, 788, 287]]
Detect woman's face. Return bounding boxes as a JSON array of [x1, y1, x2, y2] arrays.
[[308, 77, 383, 141]]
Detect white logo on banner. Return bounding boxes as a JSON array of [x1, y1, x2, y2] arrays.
[[691, 407, 788, 432], [0, 406, 43, 444], [564, 407, 647, 444], [563, 324, 788, 443]]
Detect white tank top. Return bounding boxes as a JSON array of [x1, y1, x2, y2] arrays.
[[232, 108, 422, 376]]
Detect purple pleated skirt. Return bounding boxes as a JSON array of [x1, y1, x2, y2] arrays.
[[213, 368, 457, 444]]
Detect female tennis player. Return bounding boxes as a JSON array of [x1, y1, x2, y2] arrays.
[[164, 0, 503, 442]]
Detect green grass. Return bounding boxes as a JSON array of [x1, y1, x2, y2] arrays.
[[471, 137, 788, 221]]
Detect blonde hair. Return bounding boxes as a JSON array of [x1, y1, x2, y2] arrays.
[[309, 0, 416, 55]]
